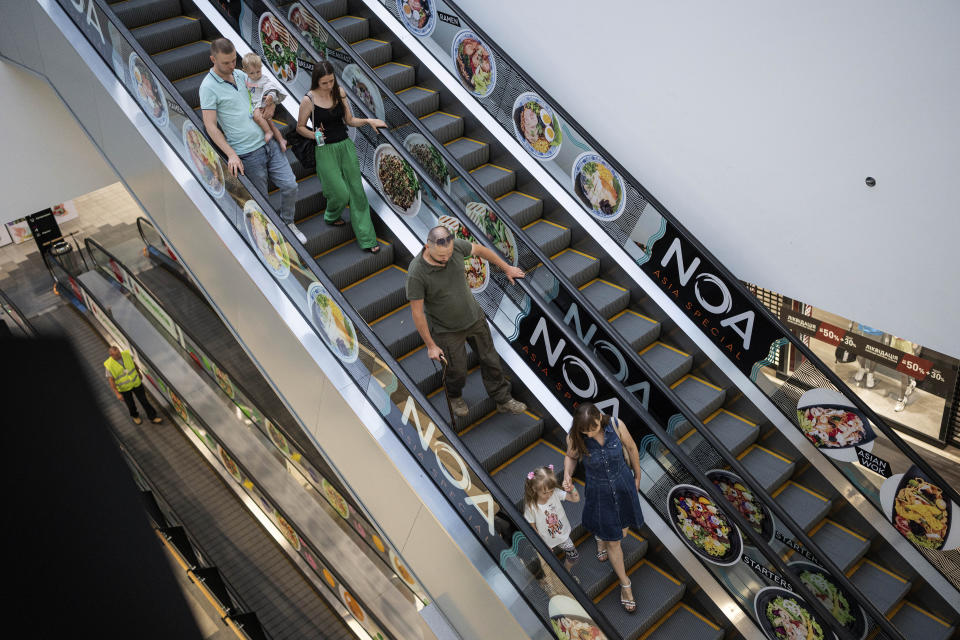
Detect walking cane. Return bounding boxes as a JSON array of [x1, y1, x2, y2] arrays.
[[438, 353, 458, 423]]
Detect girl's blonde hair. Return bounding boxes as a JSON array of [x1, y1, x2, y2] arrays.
[[241, 52, 262, 71], [523, 465, 559, 512]]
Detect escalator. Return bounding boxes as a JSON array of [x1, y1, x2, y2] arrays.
[[33, 0, 958, 638]]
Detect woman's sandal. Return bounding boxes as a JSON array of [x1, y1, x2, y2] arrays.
[[596, 548, 608, 563], [363, 244, 381, 254], [620, 581, 636, 614], [326, 218, 346, 227]]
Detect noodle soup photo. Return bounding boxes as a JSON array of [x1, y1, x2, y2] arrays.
[[128, 53, 168, 127], [451, 30, 496, 98]]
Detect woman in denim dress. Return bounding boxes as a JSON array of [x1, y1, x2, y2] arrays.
[[563, 403, 644, 613]]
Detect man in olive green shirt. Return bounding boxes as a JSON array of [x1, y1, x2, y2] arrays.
[[406, 226, 526, 417]]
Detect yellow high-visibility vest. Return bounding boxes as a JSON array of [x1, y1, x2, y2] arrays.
[[104, 351, 141, 392]]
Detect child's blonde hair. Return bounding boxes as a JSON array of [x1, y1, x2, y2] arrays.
[[241, 52, 262, 71], [523, 465, 559, 512]]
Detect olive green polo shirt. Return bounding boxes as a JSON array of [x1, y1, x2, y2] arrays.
[[406, 238, 481, 334]]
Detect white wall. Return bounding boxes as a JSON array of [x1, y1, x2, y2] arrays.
[[0, 60, 116, 225], [464, 0, 960, 355]]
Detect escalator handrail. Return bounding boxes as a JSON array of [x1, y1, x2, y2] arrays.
[[0, 287, 38, 337], [75, 2, 597, 634], [252, 4, 909, 636], [45, 252, 369, 640], [83, 235, 392, 579], [422, 0, 960, 511]]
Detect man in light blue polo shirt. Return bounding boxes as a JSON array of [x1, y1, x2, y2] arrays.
[[199, 38, 304, 243]]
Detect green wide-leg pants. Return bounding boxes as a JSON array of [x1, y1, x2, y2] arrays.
[[316, 138, 377, 249]]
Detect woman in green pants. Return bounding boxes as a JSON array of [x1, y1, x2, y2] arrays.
[[296, 61, 386, 253]]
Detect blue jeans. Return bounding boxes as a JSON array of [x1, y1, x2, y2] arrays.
[[240, 140, 297, 223]]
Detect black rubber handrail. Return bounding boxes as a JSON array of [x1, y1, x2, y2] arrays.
[[245, 6, 892, 638], [84, 236, 396, 583], [0, 286, 37, 336], [44, 252, 356, 640], [434, 0, 960, 514], [71, 2, 593, 635], [256, 3, 908, 636]]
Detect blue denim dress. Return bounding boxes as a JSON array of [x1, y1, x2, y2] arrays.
[[581, 417, 645, 541]]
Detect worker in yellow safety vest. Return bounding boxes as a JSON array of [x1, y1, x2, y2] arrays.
[[105, 346, 162, 425]]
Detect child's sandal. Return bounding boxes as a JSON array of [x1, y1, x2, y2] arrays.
[[596, 548, 608, 562], [620, 581, 636, 614]]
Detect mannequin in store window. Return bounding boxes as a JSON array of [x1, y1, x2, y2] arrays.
[[890, 336, 921, 412], [851, 323, 885, 388]]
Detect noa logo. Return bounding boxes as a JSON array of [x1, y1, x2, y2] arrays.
[[66, 0, 106, 45]]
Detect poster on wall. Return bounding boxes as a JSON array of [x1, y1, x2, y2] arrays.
[[0, 222, 11, 247], [51, 201, 79, 224]]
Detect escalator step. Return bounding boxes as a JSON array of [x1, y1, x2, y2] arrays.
[[369, 304, 419, 357], [342, 39, 392, 68], [418, 111, 464, 142], [307, 0, 349, 21], [495, 191, 543, 227], [643, 603, 725, 640], [807, 519, 870, 572], [671, 375, 726, 420], [173, 71, 206, 109], [459, 410, 543, 471], [579, 279, 630, 319], [736, 444, 795, 492], [638, 341, 692, 386], [329, 15, 369, 43], [153, 40, 210, 81], [610, 309, 660, 352], [341, 265, 408, 323], [398, 344, 472, 395], [110, 0, 181, 30], [314, 238, 393, 289], [594, 561, 685, 640], [271, 174, 325, 221], [492, 440, 567, 505], [396, 86, 440, 118], [701, 409, 757, 456], [374, 62, 416, 93], [848, 558, 911, 615], [572, 533, 648, 599], [551, 248, 600, 288], [131, 16, 202, 55], [469, 163, 516, 197], [890, 601, 955, 640], [296, 212, 355, 256], [443, 137, 489, 170], [771, 481, 832, 531], [427, 368, 496, 428], [523, 219, 570, 258]]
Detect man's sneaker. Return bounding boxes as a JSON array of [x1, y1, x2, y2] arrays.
[[866, 373, 876, 388], [151, 417, 163, 424], [449, 396, 469, 417], [854, 367, 865, 382], [497, 398, 527, 414], [905, 378, 917, 397], [894, 399, 906, 412], [132, 417, 142, 425], [288, 222, 307, 244]]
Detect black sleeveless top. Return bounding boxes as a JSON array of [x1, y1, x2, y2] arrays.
[[312, 97, 348, 144]]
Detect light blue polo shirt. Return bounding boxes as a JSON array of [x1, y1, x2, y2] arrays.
[[198, 69, 264, 155]]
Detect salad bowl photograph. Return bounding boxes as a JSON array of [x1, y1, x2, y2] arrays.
[[287, 2, 328, 56], [880, 465, 957, 552], [342, 64, 385, 121], [182, 121, 226, 198], [307, 282, 361, 363], [451, 29, 496, 97], [571, 152, 626, 221], [374, 143, 422, 216], [259, 12, 299, 83], [795, 388, 877, 462], [512, 91, 563, 160], [464, 202, 518, 266], [547, 595, 603, 640], [706, 469, 775, 543], [667, 484, 743, 566], [787, 561, 866, 639], [754, 586, 834, 640], [396, 0, 436, 36], [438, 215, 489, 293], [128, 52, 168, 127], [243, 200, 291, 279], [403, 133, 451, 203]]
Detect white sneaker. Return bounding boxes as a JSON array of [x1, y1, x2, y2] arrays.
[[854, 367, 865, 382], [288, 222, 307, 244], [894, 399, 906, 412], [904, 379, 917, 397], [865, 372, 876, 388]]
